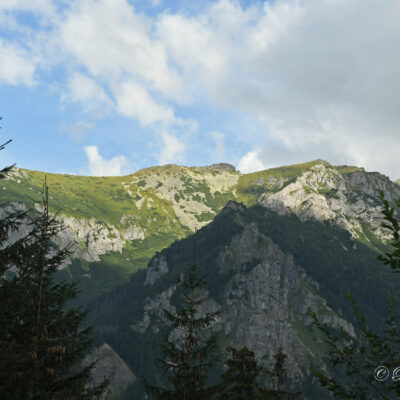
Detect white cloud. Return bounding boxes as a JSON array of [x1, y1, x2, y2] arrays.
[[159, 132, 185, 164], [0, 39, 36, 85], [237, 150, 266, 174], [84, 145, 130, 176], [3, 0, 400, 178], [59, 0, 186, 102], [66, 72, 113, 112], [0, 0, 54, 13], [115, 81, 176, 126], [157, 0, 400, 178]]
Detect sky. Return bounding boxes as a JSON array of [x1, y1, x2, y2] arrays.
[[1, 0, 400, 179]]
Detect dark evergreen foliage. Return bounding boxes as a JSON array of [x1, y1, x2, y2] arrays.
[[261, 347, 302, 400], [217, 346, 264, 399], [378, 191, 400, 272], [0, 179, 109, 399], [143, 243, 221, 399]]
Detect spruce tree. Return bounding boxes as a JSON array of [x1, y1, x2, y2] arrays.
[[261, 347, 302, 400], [218, 345, 264, 399], [0, 180, 108, 399], [143, 243, 221, 400], [217, 345, 301, 400]]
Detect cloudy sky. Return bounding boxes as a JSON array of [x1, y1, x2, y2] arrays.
[[1, 0, 400, 179]]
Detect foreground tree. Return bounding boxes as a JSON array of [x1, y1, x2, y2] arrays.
[[217, 345, 264, 399], [0, 180, 108, 399], [217, 345, 301, 400], [261, 347, 302, 400], [143, 243, 221, 400], [310, 192, 400, 399]]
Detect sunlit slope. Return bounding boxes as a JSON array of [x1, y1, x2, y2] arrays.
[[1, 160, 399, 304]]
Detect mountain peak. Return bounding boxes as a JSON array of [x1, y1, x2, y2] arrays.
[[221, 200, 246, 214], [195, 163, 237, 172]]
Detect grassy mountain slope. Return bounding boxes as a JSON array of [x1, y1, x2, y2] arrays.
[[1, 160, 398, 304]]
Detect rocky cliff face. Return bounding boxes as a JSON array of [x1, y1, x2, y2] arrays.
[[258, 163, 400, 241], [131, 218, 354, 383]]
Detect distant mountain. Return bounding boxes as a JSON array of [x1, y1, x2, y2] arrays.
[[1, 160, 399, 304]]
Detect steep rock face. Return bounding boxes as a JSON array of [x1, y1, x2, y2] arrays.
[[0, 202, 145, 266], [56, 215, 145, 263], [129, 221, 353, 381], [144, 255, 169, 286], [258, 163, 400, 240]]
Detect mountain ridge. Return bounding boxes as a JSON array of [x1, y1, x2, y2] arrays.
[[1, 160, 399, 304]]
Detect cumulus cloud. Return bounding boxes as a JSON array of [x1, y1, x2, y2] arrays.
[[115, 81, 176, 126], [84, 145, 130, 176], [157, 0, 400, 178], [3, 0, 400, 177], [159, 132, 185, 164], [0, 39, 36, 85], [59, 0, 186, 101], [66, 72, 113, 112], [238, 150, 266, 174]]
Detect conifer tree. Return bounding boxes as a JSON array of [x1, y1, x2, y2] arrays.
[[0, 179, 108, 399], [0, 115, 21, 276], [218, 345, 264, 399], [261, 347, 302, 400], [143, 243, 221, 400], [217, 345, 301, 400]]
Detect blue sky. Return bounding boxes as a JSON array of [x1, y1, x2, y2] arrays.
[[1, 0, 400, 179]]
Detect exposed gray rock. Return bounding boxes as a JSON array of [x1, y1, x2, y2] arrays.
[[84, 343, 136, 399], [133, 222, 354, 383], [258, 163, 400, 242], [144, 255, 169, 286], [199, 163, 236, 172], [216, 223, 353, 379], [0, 201, 146, 267], [131, 284, 177, 334]]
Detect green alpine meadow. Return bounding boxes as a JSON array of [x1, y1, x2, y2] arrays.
[[2, 160, 397, 304]]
